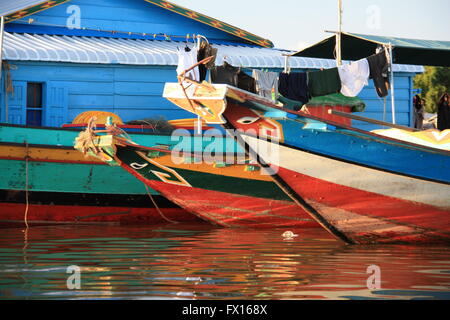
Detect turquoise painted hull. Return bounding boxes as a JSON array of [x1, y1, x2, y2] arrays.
[[0, 159, 147, 195], [0, 123, 237, 225], [0, 124, 171, 196], [0, 123, 243, 196]]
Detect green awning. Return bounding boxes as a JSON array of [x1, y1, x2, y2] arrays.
[[292, 32, 450, 67], [278, 93, 365, 113], [305, 93, 366, 112]]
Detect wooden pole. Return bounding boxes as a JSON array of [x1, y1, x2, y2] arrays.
[[0, 16, 4, 81], [389, 43, 396, 124], [328, 109, 418, 131], [0, 16, 6, 123], [336, 0, 343, 66]]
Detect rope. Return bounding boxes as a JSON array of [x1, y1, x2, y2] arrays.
[[24, 141, 29, 229], [144, 184, 179, 224], [177, 55, 216, 114], [76, 116, 180, 224], [75, 116, 101, 156]]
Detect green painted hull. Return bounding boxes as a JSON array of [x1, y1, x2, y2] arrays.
[[0, 159, 147, 195], [0, 123, 242, 196]]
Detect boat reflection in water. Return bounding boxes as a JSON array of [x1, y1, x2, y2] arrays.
[[0, 224, 448, 300]]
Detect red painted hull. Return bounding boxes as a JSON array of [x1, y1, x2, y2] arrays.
[[277, 166, 450, 244], [0, 203, 201, 228], [136, 178, 318, 228]]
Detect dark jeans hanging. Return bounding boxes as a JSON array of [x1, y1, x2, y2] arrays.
[[278, 72, 310, 105], [210, 62, 256, 93]]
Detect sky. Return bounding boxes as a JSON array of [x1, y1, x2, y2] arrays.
[[172, 0, 450, 50]]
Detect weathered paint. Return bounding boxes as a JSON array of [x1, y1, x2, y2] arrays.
[[224, 96, 450, 244], [1, 202, 198, 227], [163, 82, 450, 244], [79, 135, 319, 228]]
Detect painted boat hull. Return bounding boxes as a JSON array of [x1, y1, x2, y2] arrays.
[[80, 137, 318, 228], [0, 124, 201, 226], [163, 83, 450, 244]]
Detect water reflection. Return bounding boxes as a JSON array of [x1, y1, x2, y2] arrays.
[[0, 224, 449, 300]]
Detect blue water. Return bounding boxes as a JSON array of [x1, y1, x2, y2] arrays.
[[0, 224, 449, 300]]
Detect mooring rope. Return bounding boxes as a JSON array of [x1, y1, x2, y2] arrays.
[[144, 184, 179, 224], [24, 141, 29, 229]]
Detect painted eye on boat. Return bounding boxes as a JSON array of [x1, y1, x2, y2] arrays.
[[236, 116, 259, 125]]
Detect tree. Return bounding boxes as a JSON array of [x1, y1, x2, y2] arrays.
[[414, 67, 450, 113]]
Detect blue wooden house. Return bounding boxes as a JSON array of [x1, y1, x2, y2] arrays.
[[0, 0, 423, 131]]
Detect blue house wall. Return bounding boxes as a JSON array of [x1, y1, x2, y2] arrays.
[[0, 61, 194, 125], [0, 60, 417, 130], [354, 73, 416, 131], [9, 0, 244, 42]]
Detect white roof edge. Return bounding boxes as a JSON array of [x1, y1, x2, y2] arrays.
[[1, 32, 424, 73]]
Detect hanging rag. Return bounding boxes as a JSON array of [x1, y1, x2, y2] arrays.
[[197, 42, 218, 81], [278, 72, 309, 105], [307, 67, 341, 97], [337, 58, 370, 97], [252, 69, 279, 100], [177, 46, 200, 81], [367, 51, 390, 98], [210, 62, 256, 93]]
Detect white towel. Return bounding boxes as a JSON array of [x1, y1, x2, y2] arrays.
[[338, 58, 370, 97]]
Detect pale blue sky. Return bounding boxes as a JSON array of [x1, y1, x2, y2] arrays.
[[173, 0, 450, 50]]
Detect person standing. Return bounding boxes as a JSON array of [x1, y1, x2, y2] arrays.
[[413, 95, 424, 130], [437, 93, 450, 131]]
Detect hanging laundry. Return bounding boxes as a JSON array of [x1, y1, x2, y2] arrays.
[[197, 41, 218, 82], [338, 58, 370, 97], [278, 72, 309, 105], [307, 67, 341, 98], [367, 51, 390, 98], [210, 62, 256, 93], [176, 46, 200, 82], [252, 69, 279, 101]]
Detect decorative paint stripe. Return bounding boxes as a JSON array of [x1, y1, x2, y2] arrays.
[[0, 144, 103, 164], [0, 190, 174, 207], [0, 156, 104, 166], [4, 0, 70, 23], [117, 151, 293, 202], [119, 147, 272, 182], [244, 135, 450, 209], [144, 0, 274, 48]]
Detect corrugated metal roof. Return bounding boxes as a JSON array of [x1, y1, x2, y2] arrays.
[[2, 32, 424, 72]]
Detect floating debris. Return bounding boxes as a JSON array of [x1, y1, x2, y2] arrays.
[[282, 231, 299, 240]]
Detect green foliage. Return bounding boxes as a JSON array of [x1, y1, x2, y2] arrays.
[[414, 67, 450, 113]]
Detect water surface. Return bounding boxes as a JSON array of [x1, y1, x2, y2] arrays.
[[0, 224, 449, 300]]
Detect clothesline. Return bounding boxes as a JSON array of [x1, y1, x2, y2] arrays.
[[176, 36, 392, 109], [12, 18, 211, 42]]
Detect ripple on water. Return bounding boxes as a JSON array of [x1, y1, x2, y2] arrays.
[[0, 224, 448, 300]]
